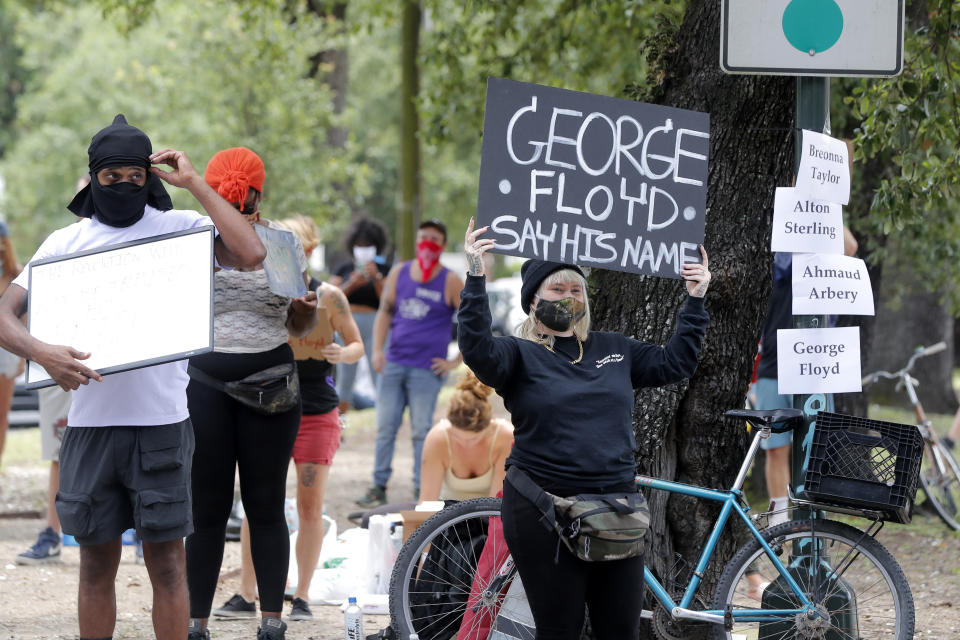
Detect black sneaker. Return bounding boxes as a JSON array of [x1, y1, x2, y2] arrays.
[[213, 593, 257, 618], [187, 618, 211, 640], [944, 436, 956, 451], [16, 527, 61, 565], [355, 485, 387, 508], [257, 617, 287, 640], [289, 597, 312, 620]]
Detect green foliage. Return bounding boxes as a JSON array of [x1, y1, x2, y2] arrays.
[[0, 0, 27, 158], [844, 1, 960, 310], [0, 1, 368, 255]]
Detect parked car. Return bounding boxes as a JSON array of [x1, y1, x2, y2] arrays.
[[486, 277, 525, 337], [9, 372, 39, 428]]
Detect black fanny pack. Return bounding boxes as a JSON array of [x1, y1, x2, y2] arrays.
[[188, 363, 300, 416], [506, 466, 649, 562]]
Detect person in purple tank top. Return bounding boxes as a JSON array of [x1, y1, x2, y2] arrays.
[[355, 219, 464, 507]]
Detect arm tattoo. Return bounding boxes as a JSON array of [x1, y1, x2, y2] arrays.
[[467, 252, 484, 276]]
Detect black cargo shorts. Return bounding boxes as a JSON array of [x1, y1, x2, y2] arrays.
[[56, 419, 195, 545]]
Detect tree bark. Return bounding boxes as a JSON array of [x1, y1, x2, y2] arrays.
[[590, 0, 795, 593], [398, 0, 422, 260]]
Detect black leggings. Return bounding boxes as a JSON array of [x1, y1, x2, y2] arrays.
[[185, 345, 301, 618], [501, 478, 646, 640]]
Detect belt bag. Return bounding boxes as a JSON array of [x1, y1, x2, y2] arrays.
[[188, 363, 300, 416], [506, 466, 649, 562]]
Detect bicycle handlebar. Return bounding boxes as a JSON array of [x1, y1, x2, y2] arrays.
[[861, 341, 948, 387]]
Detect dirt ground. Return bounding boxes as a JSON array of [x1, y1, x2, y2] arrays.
[[2, 399, 960, 639]]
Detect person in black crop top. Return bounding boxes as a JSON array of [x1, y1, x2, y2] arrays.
[[330, 217, 390, 414], [458, 218, 711, 640]]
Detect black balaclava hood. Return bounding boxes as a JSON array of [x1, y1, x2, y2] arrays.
[[67, 114, 173, 227]]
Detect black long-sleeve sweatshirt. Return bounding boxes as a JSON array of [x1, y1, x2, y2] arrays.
[[457, 274, 710, 487]]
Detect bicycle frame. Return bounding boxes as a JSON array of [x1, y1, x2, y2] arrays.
[[867, 346, 960, 494], [637, 427, 817, 626]]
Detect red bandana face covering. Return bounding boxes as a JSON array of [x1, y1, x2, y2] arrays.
[[416, 240, 443, 278]]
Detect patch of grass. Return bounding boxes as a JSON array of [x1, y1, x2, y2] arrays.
[[1, 427, 43, 470]]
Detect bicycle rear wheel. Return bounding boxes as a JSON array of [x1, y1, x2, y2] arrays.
[[389, 497, 524, 640], [711, 519, 914, 640], [918, 440, 960, 530]]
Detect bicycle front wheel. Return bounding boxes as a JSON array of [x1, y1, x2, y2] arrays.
[[919, 440, 960, 530], [711, 519, 914, 640], [389, 497, 522, 640]]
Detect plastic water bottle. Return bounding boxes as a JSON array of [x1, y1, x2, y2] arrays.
[[344, 596, 363, 640]]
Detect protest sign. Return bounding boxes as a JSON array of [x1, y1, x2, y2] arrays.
[[777, 327, 861, 394], [26, 227, 214, 387], [795, 130, 850, 205], [771, 187, 844, 254], [256, 223, 308, 298], [289, 306, 334, 360], [792, 253, 874, 316], [476, 77, 710, 278]]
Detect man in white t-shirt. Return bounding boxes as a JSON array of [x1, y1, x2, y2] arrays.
[[0, 115, 266, 640]]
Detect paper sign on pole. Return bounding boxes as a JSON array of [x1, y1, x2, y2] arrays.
[[255, 224, 308, 298], [771, 187, 844, 254], [777, 327, 861, 395], [795, 130, 850, 205], [792, 254, 874, 316]]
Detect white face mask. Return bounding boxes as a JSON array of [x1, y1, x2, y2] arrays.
[[353, 245, 377, 266]]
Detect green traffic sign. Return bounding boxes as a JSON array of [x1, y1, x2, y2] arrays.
[[782, 0, 844, 55]]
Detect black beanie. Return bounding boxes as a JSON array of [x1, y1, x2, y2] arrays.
[[519, 259, 585, 314]]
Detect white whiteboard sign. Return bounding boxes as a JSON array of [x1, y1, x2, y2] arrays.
[[721, 0, 904, 77], [26, 227, 214, 388], [771, 187, 843, 254], [777, 327, 861, 395], [792, 253, 874, 316], [795, 130, 850, 205]]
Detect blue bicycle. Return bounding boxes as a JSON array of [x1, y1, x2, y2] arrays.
[[389, 408, 915, 639]]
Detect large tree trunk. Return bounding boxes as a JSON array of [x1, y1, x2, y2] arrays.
[[590, 0, 795, 594]]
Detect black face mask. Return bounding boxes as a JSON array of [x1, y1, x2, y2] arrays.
[[90, 180, 148, 228], [534, 297, 586, 332]]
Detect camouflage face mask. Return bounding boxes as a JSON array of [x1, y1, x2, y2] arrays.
[[534, 297, 586, 332]]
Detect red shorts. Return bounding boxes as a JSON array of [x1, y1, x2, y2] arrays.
[[292, 409, 342, 465]]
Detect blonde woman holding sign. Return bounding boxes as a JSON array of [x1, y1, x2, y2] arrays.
[[458, 218, 710, 640], [214, 214, 364, 622]]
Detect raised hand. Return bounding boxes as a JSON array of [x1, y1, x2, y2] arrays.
[[681, 245, 712, 298], [149, 148, 200, 189], [464, 217, 496, 277]]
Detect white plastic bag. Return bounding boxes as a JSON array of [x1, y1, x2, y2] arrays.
[[306, 526, 370, 605], [363, 514, 402, 594]]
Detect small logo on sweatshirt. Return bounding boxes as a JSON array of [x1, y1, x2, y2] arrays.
[[595, 354, 624, 368]]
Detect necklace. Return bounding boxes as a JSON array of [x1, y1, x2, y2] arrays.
[[541, 335, 584, 365]]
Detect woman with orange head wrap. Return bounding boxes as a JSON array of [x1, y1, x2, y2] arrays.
[[184, 147, 318, 640]]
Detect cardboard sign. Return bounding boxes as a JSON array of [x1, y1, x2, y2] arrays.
[[777, 327, 861, 395], [792, 254, 874, 316], [795, 130, 850, 205], [476, 77, 710, 277], [289, 306, 335, 360], [26, 227, 214, 387], [771, 187, 843, 254], [255, 224, 307, 298]]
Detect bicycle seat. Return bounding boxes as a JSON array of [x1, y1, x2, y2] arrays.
[[725, 408, 805, 432]]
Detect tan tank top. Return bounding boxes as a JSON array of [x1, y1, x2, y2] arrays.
[[439, 421, 500, 501]]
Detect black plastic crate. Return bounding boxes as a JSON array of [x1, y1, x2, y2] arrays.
[[802, 411, 923, 523]]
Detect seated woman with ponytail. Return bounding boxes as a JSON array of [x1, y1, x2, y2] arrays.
[[419, 370, 513, 502]]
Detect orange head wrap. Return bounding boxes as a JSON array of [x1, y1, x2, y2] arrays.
[[204, 147, 265, 212]]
